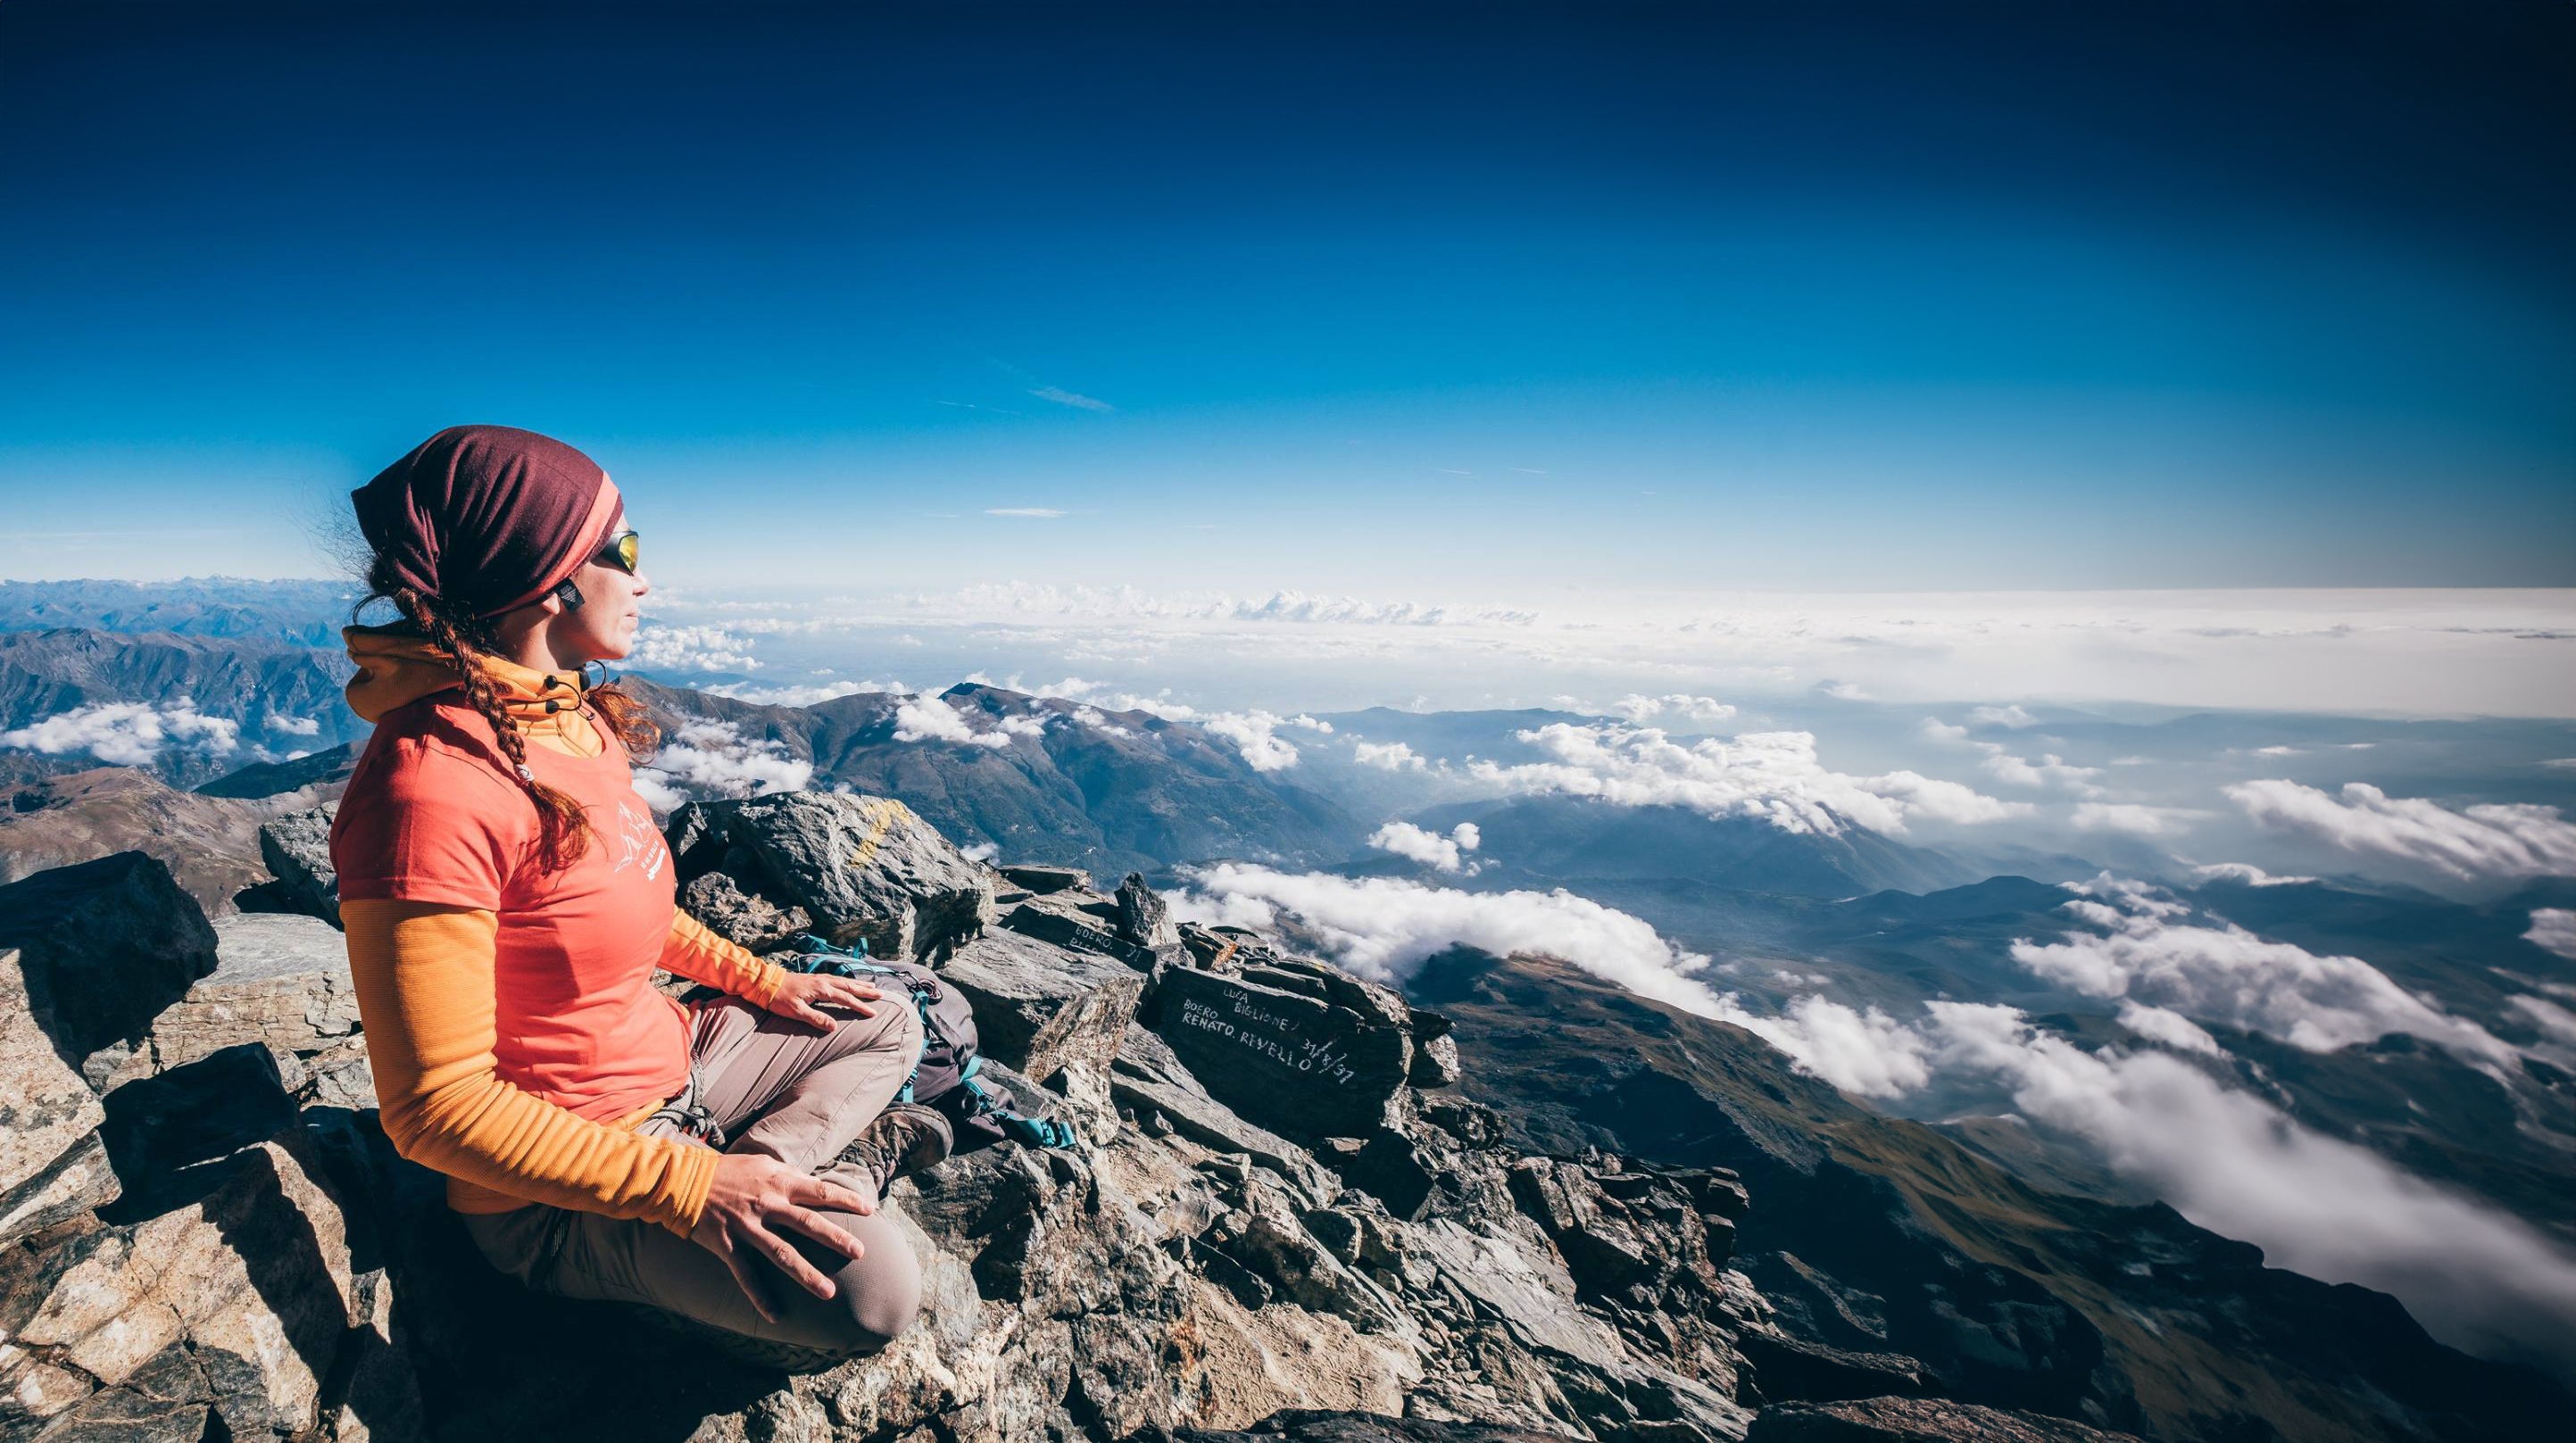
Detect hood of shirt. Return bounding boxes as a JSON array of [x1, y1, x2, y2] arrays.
[[342, 624, 603, 755]]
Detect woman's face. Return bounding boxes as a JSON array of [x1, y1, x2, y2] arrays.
[[547, 516, 649, 663]]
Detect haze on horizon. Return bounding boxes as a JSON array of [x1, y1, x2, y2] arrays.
[[2, 1, 2571, 597]]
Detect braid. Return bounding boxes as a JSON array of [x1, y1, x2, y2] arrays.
[[388, 585, 594, 872], [586, 679, 661, 755]]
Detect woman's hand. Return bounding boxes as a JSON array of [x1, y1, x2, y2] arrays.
[[689, 1151, 877, 1321], [762, 970, 885, 1030]]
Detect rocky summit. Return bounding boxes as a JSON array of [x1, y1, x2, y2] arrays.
[[0, 787, 2558, 1443]]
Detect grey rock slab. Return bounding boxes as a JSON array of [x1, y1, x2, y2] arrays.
[[97, 1044, 302, 1221], [1409, 1215, 1625, 1373], [1407, 1032, 1461, 1089], [1001, 900, 1161, 969], [1114, 873, 1179, 948], [1736, 1331, 1933, 1406], [143, 912, 360, 1074], [943, 929, 1145, 1078], [29, 1341, 212, 1443], [669, 792, 996, 962], [1111, 1024, 1339, 1206], [1203, 1184, 1406, 1335], [1146, 1412, 1574, 1442], [0, 1132, 119, 1246], [1149, 966, 1413, 1141], [0, 851, 217, 1066], [1746, 1397, 2141, 1442], [943, 928, 1144, 1142], [999, 864, 1088, 895], [256, 802, 339, 925], [0, 948, 115, 1243], [679, 868, 814, 954], [13, 1132, 359, 1439]]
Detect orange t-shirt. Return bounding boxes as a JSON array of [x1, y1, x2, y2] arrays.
[[331, 697, 690, 1127]]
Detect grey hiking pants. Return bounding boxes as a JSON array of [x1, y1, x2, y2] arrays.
[[462, 993, 927, 1356]]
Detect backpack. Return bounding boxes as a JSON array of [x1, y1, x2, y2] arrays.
[[785, 937, 1076, 1154]]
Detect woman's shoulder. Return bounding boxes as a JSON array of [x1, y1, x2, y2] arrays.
[[344, 703, 526, 811], [335, 709, 536, 907]]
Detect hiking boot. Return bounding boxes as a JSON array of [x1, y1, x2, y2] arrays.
[[834, 1102, 953, 1199]]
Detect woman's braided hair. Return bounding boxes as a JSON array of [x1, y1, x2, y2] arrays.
[[358, 556, 661, 873]]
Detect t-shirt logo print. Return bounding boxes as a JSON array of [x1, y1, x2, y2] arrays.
[[610, 800, 668, 880]]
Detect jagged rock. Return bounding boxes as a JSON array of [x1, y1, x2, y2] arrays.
[[1343, 1131, 1442, 1222], [1003, 899, 1165, 969], [0, 850, 218, 1072], [137, 912, 361, 1078], [1001, 863, 1088, 895], [1407, 1032, 1461, 1089], [96, 1044, 303, 1222], [1150, 965, 1416, 1141], [1738, 1331, 1933, 1405], [667, 792, 997, 962], [24, 1340, 212, 1443], [1747, 1396, 2140, 1441], [1201, 1175, 1407, 1335], [1137, 1410, 1574, 1441], [1112, 1024, 1342, 1205], [1115, 873, 1179, 949], [1178, 922, 1246, 971], [0, 850, 1809, 1443], [679, 868, 815, 954], [943, 928, 1146, 1141], [4, 1132, 369, 1440], [257, 801, 340, 925], [0, 949, 117, 1244], [1417, 1097, 1503, 1149], [1407, 1214, 1627, 1374]]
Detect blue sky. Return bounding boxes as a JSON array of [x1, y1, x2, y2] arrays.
[[1, 1, 2569, 590]]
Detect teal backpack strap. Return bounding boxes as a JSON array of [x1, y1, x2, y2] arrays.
[[956, 1061, 1076, 1149]]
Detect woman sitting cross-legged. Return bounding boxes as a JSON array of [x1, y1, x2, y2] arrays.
[[329, 424, 950, 1362]]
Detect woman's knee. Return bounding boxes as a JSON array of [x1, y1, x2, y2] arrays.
[[879, 996, 925, 1056], [822, 1209, 921, 1348]]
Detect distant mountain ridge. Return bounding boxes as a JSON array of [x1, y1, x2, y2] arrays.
[[0, 576, 355, 648], [631, 677, 1364, 875], [0, 627, 363, 787], [1418, 945, 2572, 1443]]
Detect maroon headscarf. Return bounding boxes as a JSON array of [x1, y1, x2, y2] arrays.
[[352, 425, 622, 618]]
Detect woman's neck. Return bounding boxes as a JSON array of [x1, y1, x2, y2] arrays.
[[490, 615, 587, 677]]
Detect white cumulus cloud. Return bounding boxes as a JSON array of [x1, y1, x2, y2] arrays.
[[1609, 694, 1738, 726], [2010, 877, 2519, 1066], [1464, 721, 2027, 836], [893, 697, 1017, 750], [629, 624, 762, 673], [2227, 780, 2576, 881], [1200, 710, 1304, 772], [1, 701, 241, 767], [704, 679, 903, 707], [632, 720, 813, 811], [2526, 909, 2576, 962], [2070, 802, 2209, 837], [1353, 740, 1428, 772], [1367, 820, 1482, 874], [1174, 864, 1724, 1017], [2191, 861, 2317, 887], [1921, 1002, 2576, 1367]]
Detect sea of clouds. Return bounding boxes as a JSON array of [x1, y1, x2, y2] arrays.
[[1171, 861, 2576, 1370]]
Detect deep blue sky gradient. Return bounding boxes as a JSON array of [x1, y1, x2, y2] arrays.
[[2, 2, 2569, 588]]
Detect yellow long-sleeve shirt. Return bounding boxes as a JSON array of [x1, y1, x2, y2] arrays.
[[331, 625, 789, 1238]]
